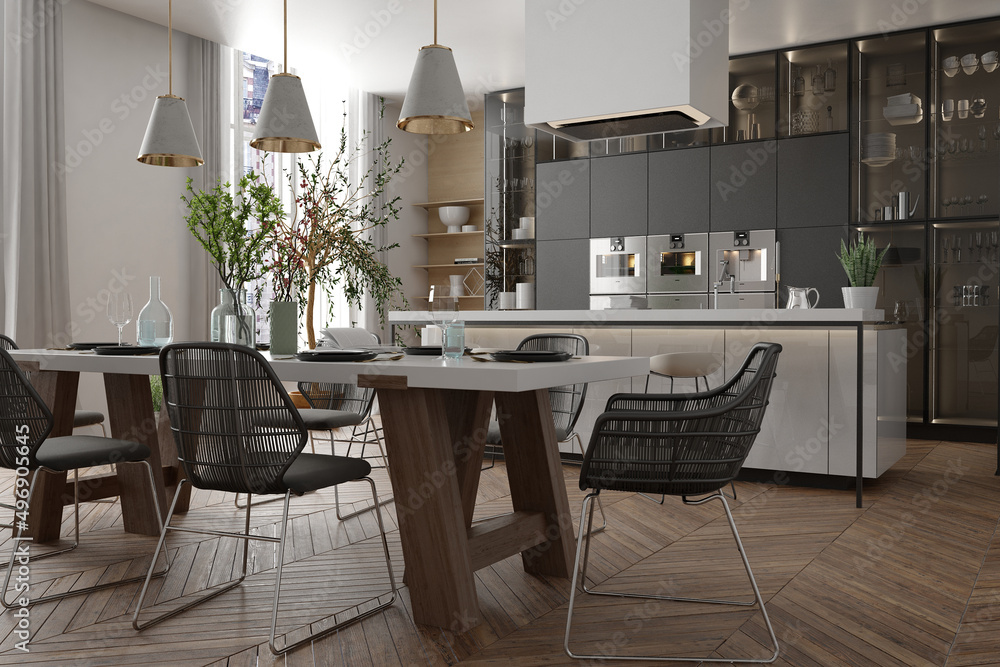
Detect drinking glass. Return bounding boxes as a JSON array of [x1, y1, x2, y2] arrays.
[[429, 286, 459, 359], [106, 293, 134, 346], [893, 300, 909, 323]]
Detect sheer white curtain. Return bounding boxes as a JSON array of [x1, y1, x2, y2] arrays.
[[348, 90, 392, 342], [1, 0, 70, 347]]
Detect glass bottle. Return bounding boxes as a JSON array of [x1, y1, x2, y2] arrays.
[[210, 288, 236, 342], [137, 276, 173, 347], [223, 288, 255, 348], [811, 65, 824, 95], [824, 59, 837, 92], [791, 66, 804, 97]]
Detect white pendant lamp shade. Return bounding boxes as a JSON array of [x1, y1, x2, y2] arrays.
[[137, 94, 203, 167], [250, 73, 321, 153], [398, 45, 473, 134]]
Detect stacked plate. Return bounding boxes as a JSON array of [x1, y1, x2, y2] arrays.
[[883, 93, 923, 126], [862, 132, 896, 167]]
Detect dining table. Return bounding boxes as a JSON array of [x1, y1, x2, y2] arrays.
[[7, 346, 649, 630]]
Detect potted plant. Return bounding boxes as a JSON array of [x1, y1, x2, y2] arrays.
[[837, 233, 889, 309], [182, 172, 284, 346], [268, 105, 407, 349]]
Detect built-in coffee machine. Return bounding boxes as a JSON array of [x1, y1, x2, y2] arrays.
[[708, 230, 777, 309]]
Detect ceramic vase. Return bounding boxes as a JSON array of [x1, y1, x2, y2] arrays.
[[842, 286, 879, 309], [268, 300, 298, 355]]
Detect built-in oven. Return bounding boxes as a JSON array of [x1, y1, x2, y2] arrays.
[[590, 236, 646, 295], [645, 233, 709, 294]]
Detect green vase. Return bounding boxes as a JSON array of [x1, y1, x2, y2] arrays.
[[269, 300, 299, 355]]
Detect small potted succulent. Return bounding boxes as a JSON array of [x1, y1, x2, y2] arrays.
[[837, 233, 889, 309]]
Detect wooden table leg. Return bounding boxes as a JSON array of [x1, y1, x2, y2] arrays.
[[494, 389, 575, 578], [442, 389, 495, 528], [156, 406, 191, 514], [375, 385, 480, 631], [103, 374, 168, 535], [23, 369, 77, 543]]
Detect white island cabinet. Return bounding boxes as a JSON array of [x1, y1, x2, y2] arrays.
[[390, 309, 907, 487]]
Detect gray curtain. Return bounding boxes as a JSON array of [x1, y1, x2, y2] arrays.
[[1, 0, 70, 347], [188, 38, 224, 338]]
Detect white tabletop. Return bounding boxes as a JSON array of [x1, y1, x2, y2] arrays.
[[390, 308, 884, 325], [7, 349, 649, 394]]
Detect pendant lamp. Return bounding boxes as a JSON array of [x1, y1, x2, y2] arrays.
[[397, 0, 473, 134], [250, 0, 320, 153], [137, 0, 203, 167]]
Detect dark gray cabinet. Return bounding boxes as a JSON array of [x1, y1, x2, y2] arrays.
[[536, 239, 589, 309], [775, 225, 848, 307], [590, 153, 647, 238], [535, 160, 591, 241], [710, 141, 777, 231], [777, 134, 850, 229], [648, 147, 710, 235]]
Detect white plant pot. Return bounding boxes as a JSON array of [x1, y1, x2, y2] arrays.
[[842, 286, 879, 309]]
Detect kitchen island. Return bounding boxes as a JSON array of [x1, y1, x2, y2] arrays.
[[390, 309, 907, 506]]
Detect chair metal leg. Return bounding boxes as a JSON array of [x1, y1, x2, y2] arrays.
[[332, 421, 394, 520], [3, 462, 167, 609], [565, 491, 779, 663], [269, 477, 398, 654]]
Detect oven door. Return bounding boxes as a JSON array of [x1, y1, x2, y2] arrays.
[[590, 237, 646, 294], [646, 233, 709, 293]]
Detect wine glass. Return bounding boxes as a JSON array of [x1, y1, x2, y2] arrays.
[[976, 232, 983, 262], [428, 285, 458, 359], [893, 300, 909, 323], [943, 236, 951, 263], [106, 293, 133, 346]]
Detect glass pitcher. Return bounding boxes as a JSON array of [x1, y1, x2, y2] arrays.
[[786, 286, 820, 309]]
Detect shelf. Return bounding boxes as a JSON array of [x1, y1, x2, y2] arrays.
[[494, 239, 536, 248], [413, 263, 484, 270], [412, 231, 484, 239], [413, 295, 484, 301], [412, 198, 485, 209]]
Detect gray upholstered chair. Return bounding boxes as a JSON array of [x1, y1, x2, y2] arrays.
[[564, 342, 782, 663], [133, 342, 397, 655], [0, 348, 165, 608], [0, 334, 107, 436]]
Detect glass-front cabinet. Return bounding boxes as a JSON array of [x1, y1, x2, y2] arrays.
[[715, 52, 777, 144], [485, 89, 536, 310], [779, 42, 849, 137]]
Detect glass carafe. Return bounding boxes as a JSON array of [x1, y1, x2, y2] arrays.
[[137, 276, 173, 346], [210, 288, 236, 342], [223, 288, 255, 348]]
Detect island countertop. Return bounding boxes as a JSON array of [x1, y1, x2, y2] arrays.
[[390, 308, 885, 325]]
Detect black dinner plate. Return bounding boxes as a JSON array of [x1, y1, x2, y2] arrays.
[[490, 350, 572, 363], [294, 349, 378, 362], [93, 345, 161, 356], [68, 342, 119, 350], [404, 346, 473, 356]]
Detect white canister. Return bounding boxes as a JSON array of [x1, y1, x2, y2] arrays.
[[519, 216, 535, 238], [449, 274, 465, 297], [515, 283, 535, 310], [421, 325, 443, 346], [512, 228, 528, 240], [499, 292, 516, 310]]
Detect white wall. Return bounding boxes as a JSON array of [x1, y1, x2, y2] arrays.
[[62, 0, 203, 417]]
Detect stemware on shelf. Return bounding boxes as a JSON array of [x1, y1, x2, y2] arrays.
[[106, 292, 134, 346]]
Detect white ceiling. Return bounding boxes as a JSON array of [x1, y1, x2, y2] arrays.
[[87, 0, 1000, 100]]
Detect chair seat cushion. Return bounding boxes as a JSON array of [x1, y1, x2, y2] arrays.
[[298, 409, 365, 430], [650, 352, 722, 378], [485, 421, 569, 445], [282, 453, 372, 494], [35, 435, 150, 471], [73, 410, 105, 428]]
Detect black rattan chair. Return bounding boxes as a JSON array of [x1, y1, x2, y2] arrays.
[[564, 342, 783, 664], [132, 342, 397, 655], [481, 334, 606, 531], [0, 348, 165, 608], [0, 334, 107, 436]]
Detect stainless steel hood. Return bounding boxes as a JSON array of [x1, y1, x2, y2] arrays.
[[524, 0, 729, 142]]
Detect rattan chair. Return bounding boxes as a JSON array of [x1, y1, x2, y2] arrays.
[[0, 334, 107, 436], [481, 333, 605, 532], [295, 380, 391, 520], [564, 342, 782, 664], [0, 348, 165, 608], [133, 342, 397, 655]]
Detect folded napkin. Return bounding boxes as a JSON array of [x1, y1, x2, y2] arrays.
[[320, 327, 379, 348]]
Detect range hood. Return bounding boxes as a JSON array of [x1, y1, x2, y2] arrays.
[[524, 0, 729, 142]]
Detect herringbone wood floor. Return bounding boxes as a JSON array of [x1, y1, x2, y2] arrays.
[[1, 437, 999, 666]]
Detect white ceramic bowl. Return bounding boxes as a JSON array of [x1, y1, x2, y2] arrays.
[[439, 206, 470, 227]]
